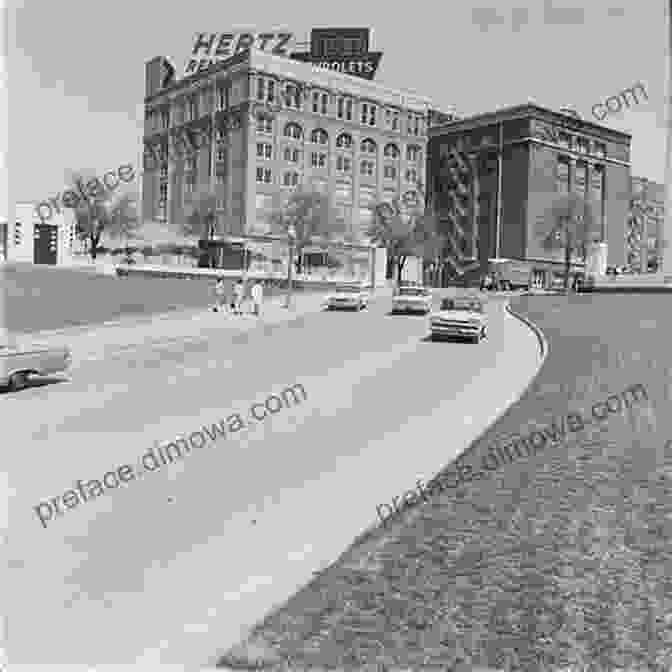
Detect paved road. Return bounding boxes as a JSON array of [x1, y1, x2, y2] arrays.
[[4, 290, 542, 666]]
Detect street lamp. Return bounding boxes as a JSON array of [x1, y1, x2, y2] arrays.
[[285, 222, 297, 309]]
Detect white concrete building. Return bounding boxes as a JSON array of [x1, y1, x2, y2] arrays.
[[8, 202, 75, 265]]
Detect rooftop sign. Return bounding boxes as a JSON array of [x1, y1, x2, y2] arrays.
[[184, 31, 296, 76], [291, 28, 382, 80]]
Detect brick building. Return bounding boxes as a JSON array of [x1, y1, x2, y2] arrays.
[[629, 176, 664, 272], [142, 47, 432, 273], [427, 104, 631, 288]]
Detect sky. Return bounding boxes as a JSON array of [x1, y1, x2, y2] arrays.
[[5, 0, 669, 222]]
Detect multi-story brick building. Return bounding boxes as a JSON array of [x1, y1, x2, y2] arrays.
[[629, 176, 664, 272], [143, 47, 432, 272], [427, 103, 631, 288]]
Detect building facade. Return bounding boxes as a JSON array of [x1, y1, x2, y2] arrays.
[[142, 47, 431, 271], [427, 104, 631, 288], [629, 176, 664, 272], [5, 203, 75, 265]]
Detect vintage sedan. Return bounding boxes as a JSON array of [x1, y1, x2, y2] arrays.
[[326, 283, 369, 310], [430, 296, 487, 343], [392, 285, 433, 314], [0, 341, 72, 391]]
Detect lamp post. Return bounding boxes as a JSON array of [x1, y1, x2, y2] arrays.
[[285, 222, 296, 309], [664, 0, 672, 276]]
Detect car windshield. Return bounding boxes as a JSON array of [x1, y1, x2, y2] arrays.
[[441, 298, 482, 312], [335, 286, 360, 293], [398, 288, 428, 296]]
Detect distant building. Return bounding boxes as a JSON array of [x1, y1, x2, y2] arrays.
[[142, 47, 432, 271], [629, 176, 664, 272], [6, 203, 75, 265], [427, 103, 631, 288]]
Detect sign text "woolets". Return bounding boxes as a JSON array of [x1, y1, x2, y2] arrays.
[[185, 32, 295, 76]]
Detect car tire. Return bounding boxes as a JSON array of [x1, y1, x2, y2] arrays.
[[8, 371, 28, 391]]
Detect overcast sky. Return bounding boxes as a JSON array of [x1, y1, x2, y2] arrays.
[[5, 0, 668, 221]]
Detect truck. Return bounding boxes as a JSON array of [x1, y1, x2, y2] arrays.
[[481, 258, 532, 291]]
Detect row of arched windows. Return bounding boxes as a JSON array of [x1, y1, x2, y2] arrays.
[[278, 123, 421, 161]]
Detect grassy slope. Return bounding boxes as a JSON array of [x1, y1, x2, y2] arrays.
[[1, 263, 317, 333], [219, 293, 672, 671]]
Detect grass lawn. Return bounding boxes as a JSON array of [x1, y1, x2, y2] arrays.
[[219, 293, 672, 671], [1, 263, 320, 333]]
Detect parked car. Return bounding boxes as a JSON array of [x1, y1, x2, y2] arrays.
[[0, 342, 71, 391], [326, 283, 369, 310], [430, 296, 487, 343], [392, 285, 432, 314]]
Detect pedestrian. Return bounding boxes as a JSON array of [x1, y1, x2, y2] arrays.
[[251, 279, 264, 317], [233, 278, 244, 315], [213, 276, 226, 312]]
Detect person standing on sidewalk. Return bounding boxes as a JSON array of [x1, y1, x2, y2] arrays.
[[233, 279, 244, 315], [251, 279, 264, 317], [213, 276, 226, 312]]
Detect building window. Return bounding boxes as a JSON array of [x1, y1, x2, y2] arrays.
[[186, 158, 196, 172], [336, 155, 352, 173], [407, 113, 413, 135], [576, 137, 589, 154], [574, 161, 588, 196], [406, 145, 421, 162], [346, 99, 353, 121], [216, 128, 225, 142], [360, 138, 377, 154], [591, 164, 605, 237], [384, 143, 399, 159], [217, 88, 226, 110], [160, 165, 168, 179], [267, 80, 275, 103], [361, 102, 368, 125], [159, 184, 167, 200], [556, 157, 570, 194], [257, 142, 272, 159], [256, 167, 272, 184], [257, 77, 266, 101], [284, 83, 302, 109], [336, 133, 353, 149], [392, 112, 399, 131], [360, 160, 375, 176], [217, 148, 226, 162], [321, 93, 328, 115], [310, 128, 328, 145], [335, 182, 353, 202], [283, 171, 300, 187], [384, 165, 397, 180], [185, 175, 196, 193], [369, 105, 376, 127], [405, 167, 418, 183], [337, 97, 344, 119], [594, 142, 606, 158], [216, 198, 225, 210], [312, 91, 320, 113], [257, 117, 273, 134], [284, 147, 301, 163], [558, 132, 571, 150], [413, 116, 420, 136], [284, 122, 303, 140], [311, 151, 327, 168]]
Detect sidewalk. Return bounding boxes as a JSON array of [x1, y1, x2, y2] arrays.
[[19, 286, 393, 363]]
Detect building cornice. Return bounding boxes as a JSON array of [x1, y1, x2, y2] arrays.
[[429, 103, 631, 144], [146, 49, 432, 112]]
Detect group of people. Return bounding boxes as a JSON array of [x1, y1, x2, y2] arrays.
[[213, 277, 265, 317]]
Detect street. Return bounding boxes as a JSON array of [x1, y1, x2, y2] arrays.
[[4, 290, 542, 666]]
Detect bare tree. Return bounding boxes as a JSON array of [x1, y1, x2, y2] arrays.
[[538, 192, 601, 291], [69, 170, 140, 261]]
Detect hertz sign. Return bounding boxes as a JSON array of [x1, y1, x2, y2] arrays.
[[291, 28, 382, 80]]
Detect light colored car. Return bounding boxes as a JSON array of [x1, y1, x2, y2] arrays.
[[430, 296, 487, 343], [326, 283, 369, 311], [0, 342, 71, 391], [392, 285, 432, 314]]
